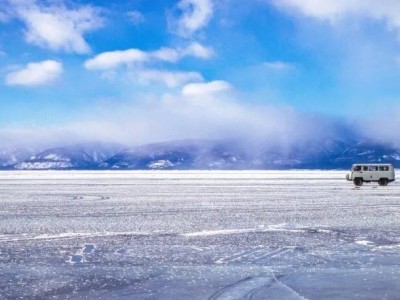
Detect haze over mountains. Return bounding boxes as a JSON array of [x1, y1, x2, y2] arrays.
[[1, 138, 399, 170]]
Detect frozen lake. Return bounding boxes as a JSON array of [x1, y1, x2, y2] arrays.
[[1, 170, 400, 299]]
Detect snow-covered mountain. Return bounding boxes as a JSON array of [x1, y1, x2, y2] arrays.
[[0, 148, 35, 168], [2, 139, 400, 170], [330, 141, 400, 167], [12, 143, 122, 170], [100, 140, 250, 170], [101, 139, 400, 170]]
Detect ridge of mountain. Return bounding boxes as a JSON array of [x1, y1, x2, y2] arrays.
[[2, 139, 399, 170]]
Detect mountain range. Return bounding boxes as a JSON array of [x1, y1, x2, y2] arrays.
[[1, 139, 400, 170]]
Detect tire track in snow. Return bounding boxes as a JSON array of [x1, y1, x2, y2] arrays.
[[216, 246, 299, 264], [208, 273, 309, 300]]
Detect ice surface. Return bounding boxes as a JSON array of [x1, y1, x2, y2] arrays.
[[1, 170, 400, 299]]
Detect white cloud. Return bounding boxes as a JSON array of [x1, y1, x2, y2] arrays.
[[136, 70, 204, 88], [182, 42, 214, 59], [171, 0, 214, 37], [85, 43, 213, 70], [151, 48, 181, 63], [84, 49, 148, 70], [182, 80, 232, 96], [261, 61, 294, 71], [127, 10, 144, 25], [274, 0, 400, 31], [10, 0, 103, 53], [152, 42, 214, 62], [5, 60, 63, 86]]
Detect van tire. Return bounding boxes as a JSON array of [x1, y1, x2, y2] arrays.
[[354, 178, 363, 186], [378, 178, 389, 186]]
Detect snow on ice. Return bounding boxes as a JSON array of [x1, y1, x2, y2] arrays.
[[1, 171, 400, 299]]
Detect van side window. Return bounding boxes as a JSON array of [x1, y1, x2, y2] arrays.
[[379, 166, 384, 171], [369, 166, 378, 171], [384, 166, 389, 171], [363, 166, 368, 171], [354, 166, 362, 171]]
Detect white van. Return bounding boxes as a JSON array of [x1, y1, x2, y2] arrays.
[[346, 164, 395, 186]]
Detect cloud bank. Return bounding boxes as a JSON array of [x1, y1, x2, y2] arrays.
[[170, 0, 214, 37], [358, 105, 400, 147], [84, 42, 214, 88], [9, 0, 103, 53], [0, 86, 347, 151], [136, 70, 204, 88], [85, 42, 213, 70], [5, 60, 63, 86], [274, 0, 400, 34], [182, 80, 232, 96]]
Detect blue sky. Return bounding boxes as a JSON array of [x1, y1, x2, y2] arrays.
[[1, 0, 400, 146]]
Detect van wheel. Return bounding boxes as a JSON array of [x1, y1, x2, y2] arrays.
[[378, 178, 388, 186], [354, 178, 363, 186]]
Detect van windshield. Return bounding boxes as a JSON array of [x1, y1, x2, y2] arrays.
[[352, 165, 361, 171]]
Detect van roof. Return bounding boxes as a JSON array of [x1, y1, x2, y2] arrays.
[[352, 163, 393, 166]]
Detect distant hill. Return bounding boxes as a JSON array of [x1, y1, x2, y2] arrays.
[[10, 143, 122, 170], [1, 139, 400, 170], [0, 148, 35, 168]]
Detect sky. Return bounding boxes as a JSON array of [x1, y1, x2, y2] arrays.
[[1, 0, 400, 148]]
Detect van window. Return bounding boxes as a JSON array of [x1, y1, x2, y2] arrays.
[[384, 166, 389, 171], [369, 166, 378, 171], [379, 166, 385, 171], [354, 166, 362, 171], [363, 166, 368, 171]]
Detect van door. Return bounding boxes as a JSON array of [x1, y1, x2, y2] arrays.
[[361, 165, 369, 180], [353, 165, 363, 179], [368, 166, 379, 181], [379, 166, 389, 180]]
